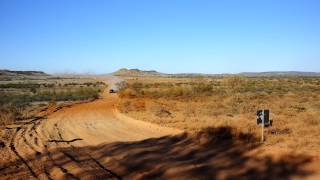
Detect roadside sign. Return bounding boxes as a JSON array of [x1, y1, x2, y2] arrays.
[[257, 109, 271, 126], [256, 109, 272, 142]]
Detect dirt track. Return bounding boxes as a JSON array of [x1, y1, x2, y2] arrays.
[[0, 79, 181, 179]]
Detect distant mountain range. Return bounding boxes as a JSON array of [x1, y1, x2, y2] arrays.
[[0, 69, 49, 81], [238, 71, 320, 77], [112, 68, 320, 77], [1, 68, 320, 79], [0, 70, 48, 76]]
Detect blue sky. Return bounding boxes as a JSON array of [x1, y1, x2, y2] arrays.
[[0, 0, 319, 74]]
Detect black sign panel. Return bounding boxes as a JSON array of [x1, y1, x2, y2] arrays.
[[257, 109, 270, 125]]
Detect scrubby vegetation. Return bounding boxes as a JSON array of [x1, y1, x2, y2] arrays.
[[0, 102, 30, 125], [118, 76, 320, 153], [119, 76, 320, 98], [0, 80, 106, 125], [0, 87, 102, 103]]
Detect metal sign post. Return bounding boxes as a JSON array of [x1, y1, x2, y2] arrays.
[[261, 110, 264, 142]]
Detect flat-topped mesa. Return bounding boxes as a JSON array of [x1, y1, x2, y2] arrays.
[[0, 69, 48, 76], [0, 69, 50, 81], [112, 68, 164, 77]]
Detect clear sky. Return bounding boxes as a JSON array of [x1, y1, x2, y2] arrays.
[[0, 0, 319, 74]]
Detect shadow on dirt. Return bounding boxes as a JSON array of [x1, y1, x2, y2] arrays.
[[0, 126, 314, 179]]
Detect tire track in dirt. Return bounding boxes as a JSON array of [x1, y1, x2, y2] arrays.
[[37, 121, 69, 179], [47, 122, 119, 179], [64, 138, 122, 179], [88, 155, 122, 180], [39, 117, 83, 179], [7, 116, 61, 179], [43, 165, 54, 180], [22, 127, 42, 156], [45, 146, 80, 180], [41, 119, 106, 179], [9, 127, 38, 179]]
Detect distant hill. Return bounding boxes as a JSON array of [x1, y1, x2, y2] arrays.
[[113, 68, 165, 77], [0, 69, 50, 81], [0, 70, 48, 76], [113, 68, 320, 77], [238, 71, 320, 77]]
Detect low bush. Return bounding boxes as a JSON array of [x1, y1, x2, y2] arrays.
[[119, 82, 214, 98], [0, 101, 30, 125]]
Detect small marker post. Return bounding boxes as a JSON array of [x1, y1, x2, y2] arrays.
[[261, 110, 264, 143]]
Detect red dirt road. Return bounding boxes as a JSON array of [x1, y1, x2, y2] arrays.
[[0, 86, 180, 179]]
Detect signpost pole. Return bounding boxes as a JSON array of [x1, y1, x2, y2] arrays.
[[261, 110, 265, 143]]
